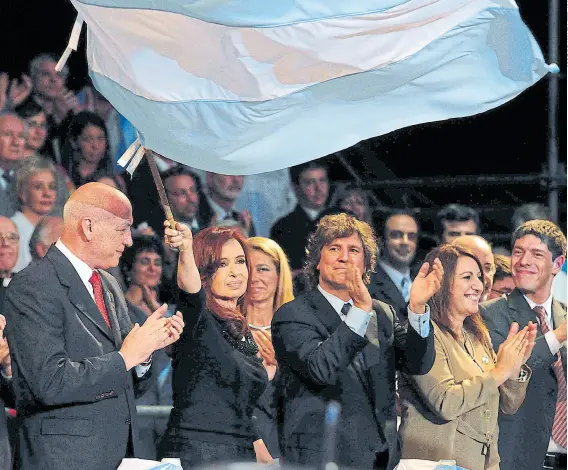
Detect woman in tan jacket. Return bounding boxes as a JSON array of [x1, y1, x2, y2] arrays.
[[399, 244, 537, 470]]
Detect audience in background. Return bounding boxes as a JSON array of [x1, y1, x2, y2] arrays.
[[28, 215, 63, 261], [329, 182, 373, 225], [488, 254, 515, 300], [437, 204, 480, 244], [271, 159, 329, 274], [369, 209, 420, 320], [0, 113, 27, 217], [11, 156, 57, 272]]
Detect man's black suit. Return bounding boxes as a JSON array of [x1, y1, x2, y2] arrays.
[[480, 289, 567, 470], [4, 247, 151, 470], [368, 263, 417, 321], [271, 205, 317, 271], [0, 282, 14, 470], [272, 290, 435, 470]]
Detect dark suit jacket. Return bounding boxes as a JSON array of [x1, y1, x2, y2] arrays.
[[271, 205, 316, 271], [272, 290, 435, 470], [368, 263, 417, 321], [4, 247, 151, 470], [480, 289, 567, 470]]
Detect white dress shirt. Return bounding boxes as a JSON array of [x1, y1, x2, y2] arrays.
[[55, 239, 150, 377], [317, 284, 430, 338]]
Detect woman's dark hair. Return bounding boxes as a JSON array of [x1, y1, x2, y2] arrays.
[[120, 235, 165, 287], [424, 244, 491, 351], [192, 226, 249, 338], [61, 111, 113, 186], [85, 170, 127, 195], [14, 100, 45, 120]]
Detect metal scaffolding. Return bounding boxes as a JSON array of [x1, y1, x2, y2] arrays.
[[547, 0, 561, 223]]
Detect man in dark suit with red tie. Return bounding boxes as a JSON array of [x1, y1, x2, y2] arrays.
[[4, 182, 185, 470], [481, 220, 567, 470]]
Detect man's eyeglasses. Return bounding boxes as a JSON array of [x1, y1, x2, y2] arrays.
[[0, 233, 19, 244]]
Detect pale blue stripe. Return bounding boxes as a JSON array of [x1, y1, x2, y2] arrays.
[[90, 7, 548, 175], [75, 0, 411, 27]]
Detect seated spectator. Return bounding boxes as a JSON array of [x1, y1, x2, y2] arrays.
[[487, 254, 515, 300], [11, 156, 57, 272], [0, 113, 26, 217], [15, 101, 73, 213], [271, 159, 329, 275], [61, 111, 116, 187], [369, 209, 420, 320], [120, 234, 174, 317], [436, 204, 480, 244], [163, 166, 210, 234], [329, 182, 373, 224], [203, 172, 256, 236], [28, 53, 81, 163], [28, 215, 63, 261]]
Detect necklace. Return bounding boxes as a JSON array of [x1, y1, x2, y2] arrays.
[[248, 323, 271, 330], [221, 328, 259, 356]]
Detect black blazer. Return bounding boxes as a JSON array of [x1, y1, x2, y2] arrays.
[[4, 247, 151, 470], [272, 290, 435, 470], [368, 263, 417, 321], [270, 205, 316, 271], [480, 289, 567, 470]]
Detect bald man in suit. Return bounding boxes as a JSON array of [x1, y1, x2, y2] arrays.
[[4, 183, 185, 470]]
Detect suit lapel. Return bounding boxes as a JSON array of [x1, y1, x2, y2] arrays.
[[507, 289, 538, 327], [47, 247, 114, 341], [372, 264, 406, 307], [308, 289, 343, 335], [552, 299, 567, 370]]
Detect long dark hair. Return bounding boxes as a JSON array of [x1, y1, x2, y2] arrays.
[[61, 111, 113, 186], [192, 227, 249, 337], [425, 244, 491, 350]]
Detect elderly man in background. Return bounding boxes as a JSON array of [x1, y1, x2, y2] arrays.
[[0, 113, 26, 218], [29, 215, 63, 261]]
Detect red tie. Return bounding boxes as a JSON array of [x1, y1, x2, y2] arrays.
[[534, 306, 567, 447], [89, 271, 111, 329]]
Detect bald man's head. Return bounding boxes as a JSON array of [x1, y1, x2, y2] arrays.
[[453, 235, 496, 299], [61, 182, 133, 269], [65, 182, 132, 221]]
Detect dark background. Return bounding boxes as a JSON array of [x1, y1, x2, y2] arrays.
[[1, 0, 566, 241]]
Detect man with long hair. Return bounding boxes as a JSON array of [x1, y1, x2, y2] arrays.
[[272, 213, 438, 469]]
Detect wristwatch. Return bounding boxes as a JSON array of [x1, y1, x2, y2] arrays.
[[516, 365, 530, 382]]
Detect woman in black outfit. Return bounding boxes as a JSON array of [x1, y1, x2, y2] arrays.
[[158, 222, 268, 467]]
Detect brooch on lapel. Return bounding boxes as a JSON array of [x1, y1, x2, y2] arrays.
[[481, 355, 490, 365]]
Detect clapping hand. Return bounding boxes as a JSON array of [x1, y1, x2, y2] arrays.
[[345, 260, 372, 312], [409, 258, 444, 314], [120, 304, 185, 370]]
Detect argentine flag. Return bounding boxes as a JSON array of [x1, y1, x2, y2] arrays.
[[61, 0, 551, 174]]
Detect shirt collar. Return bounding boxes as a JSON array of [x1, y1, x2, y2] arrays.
[[55, 238, 94, 286], [378, 260, 411, 287], [206, 194, 233, 221], [523, 294, 553, 322], [317, 284, 352, 317], [300, 206, 321, 221]]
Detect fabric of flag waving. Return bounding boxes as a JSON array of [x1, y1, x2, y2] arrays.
[[70, 0, 549, 174]]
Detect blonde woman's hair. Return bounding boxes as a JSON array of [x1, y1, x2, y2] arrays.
[[246, 236, 295, 310]]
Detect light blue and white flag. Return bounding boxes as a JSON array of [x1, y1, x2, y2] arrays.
[[59, 0, 552, 175]]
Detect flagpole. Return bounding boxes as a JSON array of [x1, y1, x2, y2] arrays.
[[145, 149, 176, 229]]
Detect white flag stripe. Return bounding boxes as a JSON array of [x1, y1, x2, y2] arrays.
[[75, 0, 505, 103]]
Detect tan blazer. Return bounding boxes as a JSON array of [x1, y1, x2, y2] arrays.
[[399, 321, 530, 470]]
